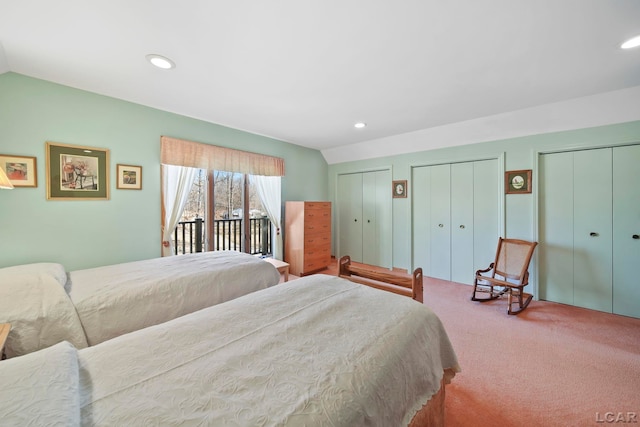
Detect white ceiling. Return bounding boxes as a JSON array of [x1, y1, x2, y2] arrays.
[[1, 0, 640, 163]]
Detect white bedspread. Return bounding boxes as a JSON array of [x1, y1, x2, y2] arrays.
[[78, 274, 460, 426], [68, 251, 280, 345]]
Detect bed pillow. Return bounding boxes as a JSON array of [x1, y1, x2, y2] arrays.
[[0, 273, 88, 358], [0, 262, 68, 289], [0, 341, 81, 426]]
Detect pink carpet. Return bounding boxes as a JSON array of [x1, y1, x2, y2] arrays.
[[422, 277, 640, 427]]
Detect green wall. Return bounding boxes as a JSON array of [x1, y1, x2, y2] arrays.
[[328, 119, 640, 276], [0, 73, 328, 270]]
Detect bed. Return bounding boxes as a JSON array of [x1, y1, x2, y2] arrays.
[[0, 251, 281, 357], [0, 274, 460, 426]]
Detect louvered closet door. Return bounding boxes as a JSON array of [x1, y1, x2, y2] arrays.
[[613, 144, 640, 318], [337, 173, 363, 262]]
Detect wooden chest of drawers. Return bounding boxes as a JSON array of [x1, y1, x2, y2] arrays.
[[284, 201, 332, 276]]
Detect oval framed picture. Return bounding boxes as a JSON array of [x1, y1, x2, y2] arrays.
[[505, 169, 532, 194]]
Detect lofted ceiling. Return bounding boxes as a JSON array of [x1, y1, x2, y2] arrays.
[[1, 0, 640, 162]]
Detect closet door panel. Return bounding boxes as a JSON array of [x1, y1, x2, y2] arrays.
[[539, 152, 574, 305], [373, 170, 392, 268], [473, 159, 500, 276], [337, 173, 363, 262], [450, 162, 474, 284], [412, 167, 431, 274], [613, 144, 640, 318], [429, 164, 451, 280], [573, 148, 612, 312], [362, 172, 377, 264]]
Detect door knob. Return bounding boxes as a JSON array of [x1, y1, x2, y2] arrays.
[[354, 219, 357, 222], [633, 234, 640, 240], [590, 232, 599, 237], [367, 219, 371, 223]]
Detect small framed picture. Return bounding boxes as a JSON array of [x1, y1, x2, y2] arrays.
[[392, 180, 408, 198], [46, 141, 110, 200], [0, 154, 38, 187], [505, 169, 532, 194], [116, 164, 142, 190]]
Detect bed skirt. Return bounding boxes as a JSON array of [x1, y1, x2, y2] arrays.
[[409, 368, 456, 427]]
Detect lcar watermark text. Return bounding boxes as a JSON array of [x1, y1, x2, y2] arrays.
[[595, 412, 638, 423]]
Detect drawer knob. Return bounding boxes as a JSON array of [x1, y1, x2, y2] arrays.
[[633, 234, 640, 240], [590, 232, 598, 237]]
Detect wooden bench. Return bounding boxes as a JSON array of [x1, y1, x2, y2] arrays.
[[338, 256, 423, 303]]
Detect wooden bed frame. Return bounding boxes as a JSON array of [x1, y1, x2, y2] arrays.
[[338, 255, 424, 303]]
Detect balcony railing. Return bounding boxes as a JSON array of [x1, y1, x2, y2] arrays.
[[173, 217, 272, 256]]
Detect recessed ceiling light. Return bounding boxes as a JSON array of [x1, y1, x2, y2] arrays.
[[621, 35, 640, 49], [354, 122, 367, 129], [146, 54, 176, 69]]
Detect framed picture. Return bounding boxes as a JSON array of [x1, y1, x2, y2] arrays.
[[116, 164, 142, 190], [0, 154, 37, 187], [505, 169, 532, 194], [46, 141, 110, 200], [392, 180, 408, 198]]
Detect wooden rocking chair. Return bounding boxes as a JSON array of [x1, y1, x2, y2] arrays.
[[471, 238, 538, 315]]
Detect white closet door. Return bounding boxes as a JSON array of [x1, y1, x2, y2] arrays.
[[338, 170, 391, 268], [429, 164, 452, 280], [450, 162, 474, 284], [573, 148, 612, 312], [362, 171, 377, 264], [613, 144, 640, 318], [337, 173, 363, 262], [539, 152, 574, 305], [413, 160, 499, 282], [412, 166, 431, 274], [362, 170, 393, 267], [472, 159, 500, 277]]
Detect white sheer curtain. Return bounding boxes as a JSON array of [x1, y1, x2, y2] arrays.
[[251, 175, 282, 260], [161, 164, 199, 256]]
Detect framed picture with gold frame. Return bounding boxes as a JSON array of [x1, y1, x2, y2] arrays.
[[46, 141, 110, 200], [505, 169, 532, 194], [0, 154, 38, 187], [116, 164, 142, 190]]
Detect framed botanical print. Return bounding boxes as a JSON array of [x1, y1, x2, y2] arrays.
[[392, 180, 408, 198], [46, 141, 110, 200], [0, 154, 38, 187], [116, 164, 142, 190], [505, 169, 532, 194]]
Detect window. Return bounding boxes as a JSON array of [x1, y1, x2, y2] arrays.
[[160, 136, 284, 259], [173, 170, 271, 255]]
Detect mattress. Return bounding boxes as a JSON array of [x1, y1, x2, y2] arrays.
[[68, 251, 281, 345], [75, 274, 460, 426]]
